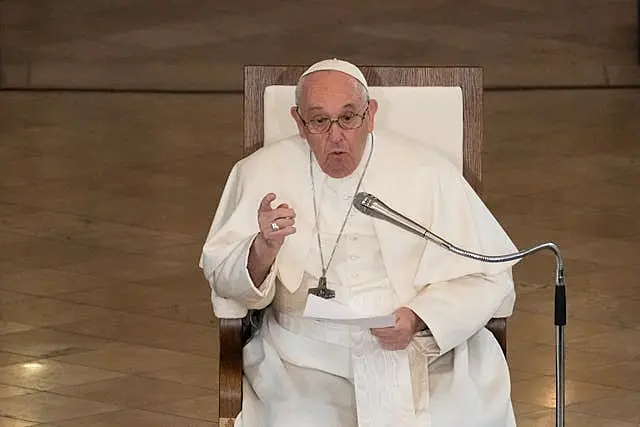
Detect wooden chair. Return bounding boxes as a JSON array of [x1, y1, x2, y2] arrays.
[[217, 65, 509, 427]]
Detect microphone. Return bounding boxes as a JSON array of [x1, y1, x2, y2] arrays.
[[353, 191, 567, 427]]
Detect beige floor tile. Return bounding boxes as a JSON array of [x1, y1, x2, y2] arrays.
[[58, 282, 204, 316], [0, 352, 35, 368], [0, 211, 97, 241], [569, 328, 640, 360], [50, 375, 211, 408], [568, 359, 640, 392], [516, 288, 640, 328], [508, 369, 540, 383], [0, 203, 39, 219], [0, 359, 124, 390], [143, 242, 206, 268], [0, 290, 38, 306], [513, 401, 548, 417], [141, 360, 218, 390], [568, 391, 640, 424], [512, 376, 628, 408], [508, 341, 631, 378], [145, 299, 215, 325], [0, 297, 117, 328], [51, 342, 211, 374], [66, 222, 197, 254], [0, 392, 120, 424], [132, 269, 210, 290], [0, 416, 37, 427], [560, 238, 640, 270], [144, 394, 217, 422], [55, 253, 193, 282], [564, 265, 640, 299], [0, 231, 38, 246], [31, 408, 217, 427], [54, 312, 217, 356], [540, 181, 640, 214], [511, 254, 603, 288], [517, 409, 638, 427], [0, 238, 119, 269], [0, 269, 117, 297], [56, 282, 215, 325], [508, 310, 621, 347], [0, 322, 36, 336], [0, 260, 40, 276], [0, 384, 36, 399], [0, 329, 110, 359]]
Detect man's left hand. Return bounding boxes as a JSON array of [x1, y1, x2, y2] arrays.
[[371, 307, 426, 351]]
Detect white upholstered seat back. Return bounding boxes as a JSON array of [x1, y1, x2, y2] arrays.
[[263, 85, 464, 170]]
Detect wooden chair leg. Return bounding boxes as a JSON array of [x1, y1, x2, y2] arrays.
[[219, 318, 243, 425], [485, 317, 507, 357]]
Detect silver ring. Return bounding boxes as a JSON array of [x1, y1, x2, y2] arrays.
[[270, 222, 280, 232]]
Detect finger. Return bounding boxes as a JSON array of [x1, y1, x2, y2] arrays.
[[258, 193, 276, 213], [271, 207, 296, 220], [260, 217, 295, 235], [273, 218, 295, 229], [371, 327, 397, 337], [263, 225, 297, 238], [277, 226, 296, 237]]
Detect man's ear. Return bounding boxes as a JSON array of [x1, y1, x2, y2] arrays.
[[290, 106, 307, 138], [366, 99, 379, 132]]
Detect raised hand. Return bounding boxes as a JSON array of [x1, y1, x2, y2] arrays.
[[248, 193, 296, 286], [257, 193, 296, 250]]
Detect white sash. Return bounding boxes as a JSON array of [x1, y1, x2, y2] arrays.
[[267, 310, 439, 427]]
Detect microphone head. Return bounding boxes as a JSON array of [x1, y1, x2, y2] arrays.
[[353, 192, 377, 215]]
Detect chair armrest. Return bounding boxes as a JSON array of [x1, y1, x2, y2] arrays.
[[219, 318, 243, 420], [485, 317, 507, 356]]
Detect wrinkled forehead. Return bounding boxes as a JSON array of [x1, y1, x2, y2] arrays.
[[299, 71, 367, 110]]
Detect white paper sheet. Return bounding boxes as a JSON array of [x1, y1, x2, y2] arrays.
[[302, 294, 396, 328]]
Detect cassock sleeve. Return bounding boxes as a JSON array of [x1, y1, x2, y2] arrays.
[[199, 163, 278, 316], [407, 269, 514, 355], [405, 162, 518, 354]]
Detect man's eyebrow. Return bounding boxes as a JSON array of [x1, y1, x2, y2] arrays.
[[305, 102, 361, 112]]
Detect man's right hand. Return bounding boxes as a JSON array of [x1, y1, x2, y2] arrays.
[[248, 193, 296, 286], [257, 192, 296, 251]]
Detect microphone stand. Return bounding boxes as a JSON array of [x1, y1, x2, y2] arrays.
[[353, 192, 567, 427]]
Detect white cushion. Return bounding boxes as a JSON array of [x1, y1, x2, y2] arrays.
[[263, 85, 464, 170]]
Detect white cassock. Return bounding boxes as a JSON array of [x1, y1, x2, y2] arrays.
[[199, 131, 520, 427]]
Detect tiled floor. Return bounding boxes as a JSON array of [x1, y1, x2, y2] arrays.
[[1, 87, 639, 426], [1, 1, 640, 426]]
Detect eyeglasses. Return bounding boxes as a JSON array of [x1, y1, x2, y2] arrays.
[[296, 104, 369, 134]]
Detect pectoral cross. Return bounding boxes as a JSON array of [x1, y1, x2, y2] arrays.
[[308, 276, 335, 299]]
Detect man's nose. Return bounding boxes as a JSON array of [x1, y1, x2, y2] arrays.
[[327, 121, 343, 142]]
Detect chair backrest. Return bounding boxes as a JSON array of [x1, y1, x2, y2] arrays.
[[243, 66, 484, 195]]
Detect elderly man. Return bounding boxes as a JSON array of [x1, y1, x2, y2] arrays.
[[199, 59, 519, 427]]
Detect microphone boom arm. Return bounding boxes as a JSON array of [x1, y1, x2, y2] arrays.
[[353, 192, 567, 427]]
